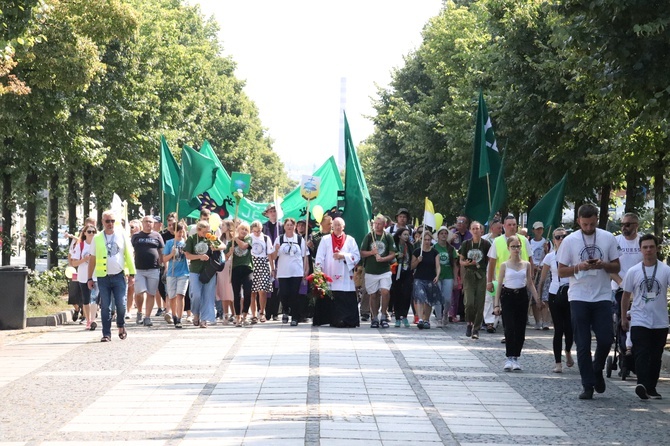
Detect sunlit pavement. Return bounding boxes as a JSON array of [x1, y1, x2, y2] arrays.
[[1, 314, 669, 445]]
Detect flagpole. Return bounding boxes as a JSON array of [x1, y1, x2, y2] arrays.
[[486, 173, 492, 213]]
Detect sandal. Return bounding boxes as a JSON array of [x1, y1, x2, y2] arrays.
[[118, 327, 127, 340], [260, 314, 266, 323], [380, 320, 390, 329], [100, 336, 111, 342], [251, 316, 258, 324], [193, 317, 200, 327]]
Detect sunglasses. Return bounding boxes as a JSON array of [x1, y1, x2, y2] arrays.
[[509, 245, 521, 249], [86, 230, 96, 234], [554, 234, 567, 240], [621, 223, 637, 228], [104, 219, 115, 224]]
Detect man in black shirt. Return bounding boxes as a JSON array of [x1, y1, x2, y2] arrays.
[[132, 215, 165, 327], [262, 204, 283, 321]]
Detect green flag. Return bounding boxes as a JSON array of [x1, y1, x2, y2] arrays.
[[465, 91, 501, 224], [341, 111, 373, 246], [527, 173, 568, 237], [230, 172, 252, 194], [179, 145, 218, 214], [187, 140, 342, 223], [160, 135, 180, 220], [487, 149, 507, 223]]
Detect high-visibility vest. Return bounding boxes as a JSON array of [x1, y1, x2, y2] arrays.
[[493, 235, 529, 280], [93, 231, 136, 277]]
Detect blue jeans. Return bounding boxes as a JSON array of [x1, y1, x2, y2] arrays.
[[190, 273, 217, 323], [98, 273, 127, 338], [570, 300, 613, 389], [435, 279, 453, 321]]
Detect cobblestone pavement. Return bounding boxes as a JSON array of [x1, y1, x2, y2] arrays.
[[1, 314, 669, 445]]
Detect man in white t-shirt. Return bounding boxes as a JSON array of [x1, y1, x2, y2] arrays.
[[621, 234, 669, 400], [610, 212, 642, 293], [557, 204, 620, 400]]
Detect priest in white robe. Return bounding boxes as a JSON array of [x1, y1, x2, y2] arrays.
[[313, 217, 361, 327]]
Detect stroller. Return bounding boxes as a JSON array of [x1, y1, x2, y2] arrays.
[[606, 290, 635, 380]]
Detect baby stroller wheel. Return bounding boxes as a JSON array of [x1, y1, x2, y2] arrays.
[[606, 356, 613, 378]]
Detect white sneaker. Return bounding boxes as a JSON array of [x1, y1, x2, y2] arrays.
[[504, 358, 513, 371], [512, 357, 522, 371]]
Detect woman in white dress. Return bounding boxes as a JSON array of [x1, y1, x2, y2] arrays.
[[313, 217, 361, 327]]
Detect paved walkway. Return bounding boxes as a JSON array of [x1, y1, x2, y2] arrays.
[[1, 316, 669, 445]]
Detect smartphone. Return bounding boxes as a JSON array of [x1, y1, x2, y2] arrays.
[[587, 259, 598, 264]]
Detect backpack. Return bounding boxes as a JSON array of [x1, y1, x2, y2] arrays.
[[279, 233, 304, 255]]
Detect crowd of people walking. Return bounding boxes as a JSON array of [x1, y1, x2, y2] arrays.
[[65, 203, 667, 401]]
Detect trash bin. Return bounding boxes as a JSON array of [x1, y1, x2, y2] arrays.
[[0, 266, 29, 330]]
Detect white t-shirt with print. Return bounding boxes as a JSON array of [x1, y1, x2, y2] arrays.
[[274, 234, 307, 278], [530, 237, 550, 266], [611, 234, 642, 291], [622, 260, 670, 329], [556, 228, 620, 303], [89, 229, 128, 276], [250, 233, 275, 258]]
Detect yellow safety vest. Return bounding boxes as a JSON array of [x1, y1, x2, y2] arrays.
[[93, 231, 136, 277], [493, 235, 529, 280]]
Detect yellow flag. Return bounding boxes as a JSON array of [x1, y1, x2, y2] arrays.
[[423, 197, 436, 230]]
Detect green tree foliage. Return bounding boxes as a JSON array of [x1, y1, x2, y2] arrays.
[[365, 0, 670, 232], [0, 0, 291, 267]]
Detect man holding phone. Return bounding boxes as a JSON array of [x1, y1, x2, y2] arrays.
[[557, 204, 620, 400]]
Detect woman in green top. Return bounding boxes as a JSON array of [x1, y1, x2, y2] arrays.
[[226, 222, 254, 327], [434, 226, 459, 327]]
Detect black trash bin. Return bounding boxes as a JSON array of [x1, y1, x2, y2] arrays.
[[0, 266, 29, 330]]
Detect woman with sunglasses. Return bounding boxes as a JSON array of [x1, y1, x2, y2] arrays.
[[70, 224, 98, 330], [538, 228, 574, 373], [493, 235, 541, 371]]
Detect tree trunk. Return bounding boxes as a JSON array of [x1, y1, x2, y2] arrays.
[[598, 184, 611, 229], [1, 170, 12, 265], [67, 169, 78, 235], [25, 169, 38, 270], [653, 153, 666, 243], [573, 199, 583, 230], [83, 170, 91, 225], [48, 171, 59, 269], [624, 171, 638, 215]]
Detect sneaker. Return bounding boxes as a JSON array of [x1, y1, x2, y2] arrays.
[[471, 330, 479, 340], [395, 319, 401, 328], [503, 358, 513, 371], [402, 318, 410, 328], [542, 323, 550, 330], [136, 312, 143, 325], [244, 318, 251, 327], [414, 315, 419, 325], [486, 324, 495, 333], [125, 314, 131, 320], [72, 309, 79, 321], [635, 384, 649, 400], [272, 315, 278, 321], [553, 364, 563, 373], [282, 314, 289, 324], [512, 358, 522, 371], [290, 320, 298, 326], [361, 314, 370, 322], [143, 317, 153, 327], [579, 387, 594, 400], [222, 314, 230, 326], [423, 321, 430, 329], [156, 308, 164, 317], [466, 324, 473, 337], [175, 320, 183, 329], [163, 312, 173, 324], [417, 320, 424, 330], [90, 321, 97, 331], [647, 390, 662, 399], [185, 315, 193, 323], [534, 322, 541, 330]]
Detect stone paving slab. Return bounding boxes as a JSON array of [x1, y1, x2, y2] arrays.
[[0, 314, 669, 445]]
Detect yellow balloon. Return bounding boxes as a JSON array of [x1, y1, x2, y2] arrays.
[[209, 213, 221, 232], [435, 213, 444, 229], [312, 205, 324, 223]]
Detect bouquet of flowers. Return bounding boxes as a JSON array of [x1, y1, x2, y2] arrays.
[[306, 266, 333, 300], [204, 232, 222, 249]]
